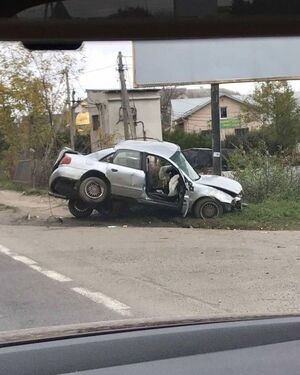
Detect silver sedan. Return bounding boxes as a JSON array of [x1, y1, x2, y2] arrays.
[[49, 140, 242, 219]]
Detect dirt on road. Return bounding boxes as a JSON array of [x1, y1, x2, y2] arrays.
[[0, 190, 186, 228], [0, 190, 67, 225]]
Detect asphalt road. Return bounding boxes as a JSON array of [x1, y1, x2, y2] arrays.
[[0, 224, 300, 332]]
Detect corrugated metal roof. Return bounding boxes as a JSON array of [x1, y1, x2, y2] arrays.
[[172, 92, 300, 122], [171, 97, 211, 121], [171, 94, 251, 121]]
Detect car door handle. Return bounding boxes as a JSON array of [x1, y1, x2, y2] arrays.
[[111, 168, 118, 172]]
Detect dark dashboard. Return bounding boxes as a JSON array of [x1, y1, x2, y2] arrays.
[[1, 316, 300, 374]]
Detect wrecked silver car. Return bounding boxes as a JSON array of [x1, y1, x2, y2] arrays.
[[49, 140, 242, 219]]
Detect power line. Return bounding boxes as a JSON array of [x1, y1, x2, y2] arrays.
[[82, 65, 116, 74]]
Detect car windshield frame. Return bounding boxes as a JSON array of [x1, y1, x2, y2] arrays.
[[170, 151, 200, 181]]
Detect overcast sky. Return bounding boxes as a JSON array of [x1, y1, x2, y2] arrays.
[[74, 41, 300, 98]]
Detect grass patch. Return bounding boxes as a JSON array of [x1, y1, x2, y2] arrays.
[[0, 178, 47, 196], [180, 198, 300, 230]]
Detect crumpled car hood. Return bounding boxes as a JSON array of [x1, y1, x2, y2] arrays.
[[196, 175, 242, 195]]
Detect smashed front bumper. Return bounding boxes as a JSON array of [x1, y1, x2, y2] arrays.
[[223, 196, 242, 213], [232, 196, 242, 210]]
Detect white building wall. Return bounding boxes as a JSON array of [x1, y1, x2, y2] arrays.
[[87, 90, 162, 151]]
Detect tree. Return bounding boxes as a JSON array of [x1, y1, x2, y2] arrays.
[[160, 86, 180, 129], [243, 81, 300, 151], [0, 42, 84, 183]]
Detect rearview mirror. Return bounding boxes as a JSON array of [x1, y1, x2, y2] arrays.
[[3, 0, 300, 46]]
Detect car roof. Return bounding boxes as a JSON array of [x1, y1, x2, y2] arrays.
[[183, 148, 212, 151], [114, 140, 180, 159]]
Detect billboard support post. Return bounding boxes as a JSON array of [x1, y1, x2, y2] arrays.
[[211, 83, 221, 176]]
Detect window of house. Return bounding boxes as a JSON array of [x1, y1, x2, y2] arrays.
[[220, 107, 228, 118], [113, 150, 141, 170], [92, 114, 100, 130]]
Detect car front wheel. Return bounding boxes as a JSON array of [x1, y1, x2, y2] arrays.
[[194, 198, 223, 219], [68, 199, 93, 218], [79, 176, 109, 204]]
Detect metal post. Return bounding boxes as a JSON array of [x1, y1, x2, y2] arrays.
[[211, 83, 221, 176]]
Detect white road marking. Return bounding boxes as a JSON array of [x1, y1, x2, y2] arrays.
[[29, 265, 72, 282], [0, 243, 131, 316], [0, 243, 71, 282], [0, 244, 12, 256], [11, 255, 37, 265], [72, 287, 132, 317]]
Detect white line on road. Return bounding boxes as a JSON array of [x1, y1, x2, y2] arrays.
[[29, 265, 72, 282], [0, 243, 131, 316], [11, 255, 37, 265], [0, 244, 12, 256], [0, 243, 71, 282], [72, 287, 132, 317]]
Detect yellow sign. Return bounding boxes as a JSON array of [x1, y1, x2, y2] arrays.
[[75, 112, 91, 134]]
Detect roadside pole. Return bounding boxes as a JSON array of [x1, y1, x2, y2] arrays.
[[65, 68, 75, 150], [211, 83, 221, 176], [117, 51, 136, 139], [71, 89, 76, 150]]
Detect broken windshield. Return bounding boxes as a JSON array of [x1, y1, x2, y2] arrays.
[[170, 151, 200, 181]]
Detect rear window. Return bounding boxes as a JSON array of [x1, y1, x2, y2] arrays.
[[113, 150, 141, 170]]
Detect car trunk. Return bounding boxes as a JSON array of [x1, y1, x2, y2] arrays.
[[52, 148, 80, 172]]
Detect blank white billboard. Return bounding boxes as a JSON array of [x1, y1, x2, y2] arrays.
[[133, 37, 300, 86]]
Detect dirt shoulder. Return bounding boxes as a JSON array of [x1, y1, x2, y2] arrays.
[[0, 190, 182, 228], [0, 189, 300, 230], [0, 190, 68, 225]]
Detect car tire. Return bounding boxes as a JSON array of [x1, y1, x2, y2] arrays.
[[194, 198, 223, 219], [68, 199, 93, 218], [79, 177, 109, 204]]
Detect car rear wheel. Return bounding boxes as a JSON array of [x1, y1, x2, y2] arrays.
[[194, 198, 223, 219], [68, 199, 93, 218], [79, 176, 109, 204]]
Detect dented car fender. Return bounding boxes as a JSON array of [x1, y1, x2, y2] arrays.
[[189, 183, 234, 207]]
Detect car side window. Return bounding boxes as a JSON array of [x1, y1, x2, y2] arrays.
[[112, 150, 141, 170], [100, 153, 114, 163]]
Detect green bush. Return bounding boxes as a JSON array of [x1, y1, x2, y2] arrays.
[[230, 149, 300, 203], [163, 130, 211, 150], [224, 129, 265, 151], [224, 126, 300, 154]]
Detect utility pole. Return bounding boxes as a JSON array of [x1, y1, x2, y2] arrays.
[[65, 68, 75, 150], [211, 83, 221, 176], [117, 51, 136, 139], [71, 89, 76, 150]]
